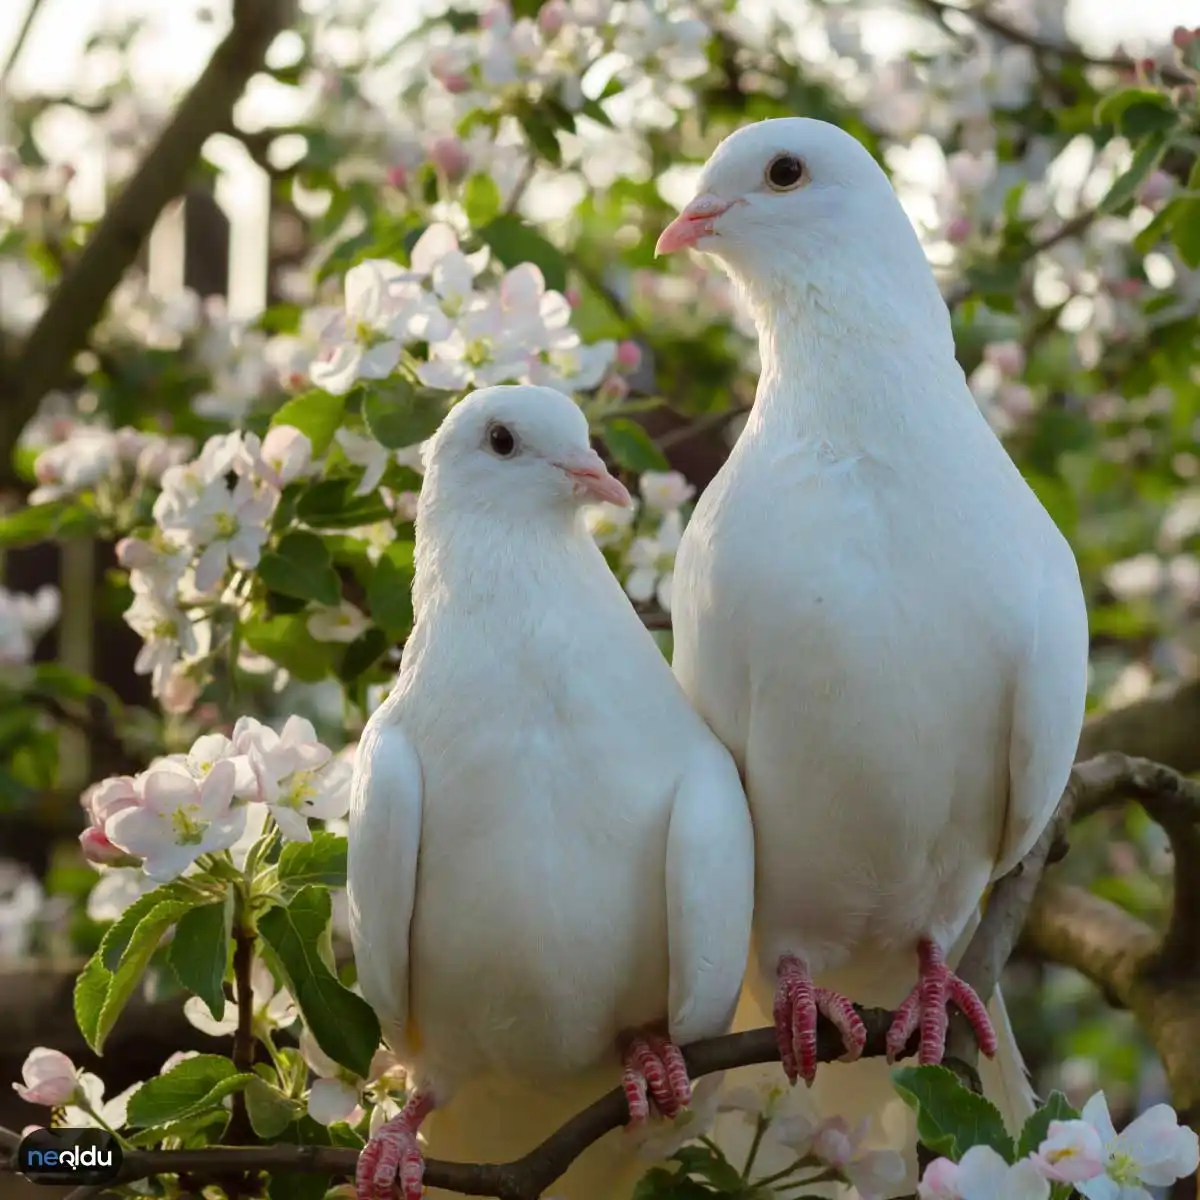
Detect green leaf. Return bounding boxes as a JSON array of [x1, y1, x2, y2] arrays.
[[1170, 198, 1200, 269], [127, 1108, 230, 1148], [1016, 1091, 1080, 1160], [271, 390, 347, 457], [464, 172, 501, 225], [0, 500, 97, 549], [296, 479, 392, 529], [259, 531, 343, 606], [367, 541, 416, 639], [243, 614, 336, 683], [127, 1054, 256, 1128], [245, 1076, 304, 1139], [278, 831, 348, 891], [602, 419, 669, 473], [268, 1171, 333, 1200], [338, 626, 390, 682], [891, 1065, 1015, 1161], [1099, 131, 1171, 213], [362, 379, 449, 449], [259, 887, 381, 1077], [167, 898, 232, 1021], [76, 886, 197, 1053], [1096, 87, 1178, 136], [478, 215, 568, 292], [669, 1145, 744, 1191]]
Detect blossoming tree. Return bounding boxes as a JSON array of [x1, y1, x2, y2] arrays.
[[0, 0, 1199, 1196]]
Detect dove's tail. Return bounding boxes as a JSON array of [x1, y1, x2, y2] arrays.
[[978, 985, 1038, 1133], [419, 1064, 709, 1200]]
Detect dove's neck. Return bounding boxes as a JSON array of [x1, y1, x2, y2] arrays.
[[411, 506, 610, 625], [740, 278, 972, 457]]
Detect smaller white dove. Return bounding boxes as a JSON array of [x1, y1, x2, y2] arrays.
[[347, 384, 756, 1200]]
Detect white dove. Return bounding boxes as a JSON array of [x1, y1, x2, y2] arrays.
[[346, 384, 755, 1200], [656, 118, 1089, 1176]]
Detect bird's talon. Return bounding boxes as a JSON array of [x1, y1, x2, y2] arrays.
[[773, 956, 863, 1087], [355, 1095, 432, 1200], [621, 1032, 692, 1125]]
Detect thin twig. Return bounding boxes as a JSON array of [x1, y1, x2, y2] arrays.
[[910, 0, 1191, 87]]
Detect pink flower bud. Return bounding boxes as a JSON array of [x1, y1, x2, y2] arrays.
[[1141, 170, 1173, 206], [1109, 276, 1143, 299], [82, 775, 141, 825], [616, 340, 642, 370], [79, 825, 138, 867], [538, 0, 567, 35], [982, 340, 1025, 377], [945, 215, 972, 245], [597, 375, 630, 404], [565, 287, 582, 308], [428, 136, 469, 184]]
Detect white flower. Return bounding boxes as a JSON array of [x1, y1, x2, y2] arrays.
[[1033, 1118, 1106, 1183], [527, 335, 615, 394], [63, 1071, 140, 1131], [0, 585, 59, 665], [258, 426, 313, 488], [86, 868, 155, 923], [310, 260, 429, 395], [182, 475, 278, 595], [0, 861, 44, 958], [14, 1049, 79, 1106], [583, 501, 635, 547], [184, 957, 297, 1037], [335, 428, 391, 496], [307, 601, 371, 644], [124, 577, 202, 693], [809, 1116, 907, 1199], [233, 716, 351, 841], [638, 471, 694, 513], [918, 1145, 1049, 1200], [1075, 1092, 1200, 1199], [106, 758, 247, 881], [407, 224, 488, 317], [623, 510, 683, 611]]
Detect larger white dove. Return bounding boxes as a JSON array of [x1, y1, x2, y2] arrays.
[[656, 118, 1089, 1185], [346, 384, 755, 1200]]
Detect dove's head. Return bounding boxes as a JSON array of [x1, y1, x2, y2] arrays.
[[420, 384, 631, 526], [655, 118, 945, 334]]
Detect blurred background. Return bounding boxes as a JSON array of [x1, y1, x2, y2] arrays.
[[1, 0, 1199, 1193]]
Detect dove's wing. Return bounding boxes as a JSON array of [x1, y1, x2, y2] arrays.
[[347, 716, 423, 1049], [995, 542, 1089, 879], [665, 742, 756, 1046]]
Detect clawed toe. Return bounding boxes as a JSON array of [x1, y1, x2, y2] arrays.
[[355, 1096, 432, 1200], [887, 939, 997, 1066], [622, 1032, 692, 1125], [774, 956, 866, 1086]]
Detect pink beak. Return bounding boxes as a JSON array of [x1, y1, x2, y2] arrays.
[[655, 193, 733, 256], [555, 449, 632, 507]]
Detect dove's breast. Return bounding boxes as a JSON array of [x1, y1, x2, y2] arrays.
[[674, 430, 1050, 983], [400, 602, 702, 1090]]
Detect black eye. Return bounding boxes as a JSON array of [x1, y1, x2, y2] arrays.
[[487, 423, 517, 458], [766, 154, 806, 191]]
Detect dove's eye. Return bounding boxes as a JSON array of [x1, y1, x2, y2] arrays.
[[486, 423, 518, 458], [765, 154, 807, 192]]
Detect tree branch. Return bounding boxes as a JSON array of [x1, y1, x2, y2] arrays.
[[1078, 679, 1200, 775], [2, 751, 1195, 1197], [0, 0, 297, 481], [910, 0, 1191, 87]]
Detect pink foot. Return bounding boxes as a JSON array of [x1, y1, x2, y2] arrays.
[[774, 955, 866, 1086], [355, 1091, 434, 1200], [886, 938, 998, 1065], [621, 1031, 692, 1125]]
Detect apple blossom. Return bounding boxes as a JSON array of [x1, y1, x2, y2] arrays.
[[258, 425, 313, 488], [1074, 1091, 1200, 1198], [0, 584, 60, 666], [1033, 1118, 1106, 1183], [106, 758, 246, 881], [917, 1145, 1049, 1200], [14, 1048, 79, 1106], [307, 601, 372, 644], [639, 470, 695, 513]]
